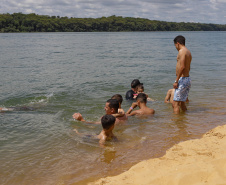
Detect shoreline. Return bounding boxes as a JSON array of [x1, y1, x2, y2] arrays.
[[90, 124, 226, 185]]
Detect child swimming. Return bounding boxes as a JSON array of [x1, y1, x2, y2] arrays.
[[0, 106, 35, 112], [74, 114, 117, 147]]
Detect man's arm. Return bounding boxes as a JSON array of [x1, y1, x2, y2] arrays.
[[72, 113, 101, 124], [127, 110, 139, 116], [112, 108, 125, 117], [112, 112, 125, 118], [73, 113, 85, 121], [126, 102, 138, 116], [173, 50, 186, 89]]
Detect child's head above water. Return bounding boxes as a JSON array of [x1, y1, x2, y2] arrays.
[[101, 114, 116, 130], [136, 84, 144, 93], [136, 93, 147, 104], [111, 94, 123, 105]]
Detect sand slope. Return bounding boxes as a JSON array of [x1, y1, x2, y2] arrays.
[[90, 125, 226, 185]]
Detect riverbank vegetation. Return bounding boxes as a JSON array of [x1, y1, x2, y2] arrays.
[[0, 13, 226, 32]]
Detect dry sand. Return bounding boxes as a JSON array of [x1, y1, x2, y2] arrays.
[[90, 124, 226, 185]]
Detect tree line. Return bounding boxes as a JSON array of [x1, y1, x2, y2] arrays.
[[0, 13, 226, 32]]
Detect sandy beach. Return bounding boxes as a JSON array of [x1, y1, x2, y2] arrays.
[[90, 124, 226, 185]]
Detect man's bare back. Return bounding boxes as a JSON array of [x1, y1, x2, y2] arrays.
[[132, 106, 155, 116], [126, 93, 155, 116]]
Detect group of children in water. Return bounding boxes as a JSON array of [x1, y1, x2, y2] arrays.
[[73, 78, 190, 146], [0, 78, 179, 146], [73, 79, 157, 146]]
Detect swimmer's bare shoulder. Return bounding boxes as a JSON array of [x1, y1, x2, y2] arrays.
[[98, 135, 118, 147]]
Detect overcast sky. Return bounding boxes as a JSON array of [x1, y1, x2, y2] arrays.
[[1, 0, 226, 24]]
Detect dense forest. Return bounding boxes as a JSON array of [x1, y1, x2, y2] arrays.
[[0, 13, 226, 32]]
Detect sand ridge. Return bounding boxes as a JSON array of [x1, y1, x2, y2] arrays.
[[90, 124, 226, 185]]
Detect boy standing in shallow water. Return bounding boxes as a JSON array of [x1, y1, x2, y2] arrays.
[[74, 114, 117, 146], [164, 88, 189, 104], [126, 93, 155, 116]]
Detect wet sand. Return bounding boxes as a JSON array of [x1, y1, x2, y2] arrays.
[[90, 124, 226, 185]]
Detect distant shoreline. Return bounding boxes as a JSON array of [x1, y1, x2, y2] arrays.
[[1, 13, 226, 33]]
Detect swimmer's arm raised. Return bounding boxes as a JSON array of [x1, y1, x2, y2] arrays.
[[126, 110, 139, 116], [72, 113, 101, 124], [73, 113, 86, 121], [126, 102, 138, 116]]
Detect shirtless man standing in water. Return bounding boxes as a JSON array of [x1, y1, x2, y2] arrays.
[[173, 35, 192, 114]]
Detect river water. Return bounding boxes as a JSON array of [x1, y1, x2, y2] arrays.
[[0, 32, 225, 185]]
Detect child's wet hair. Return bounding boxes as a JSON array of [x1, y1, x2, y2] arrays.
[[111, 94, 123, 104], [136, 84, 144, 91], [101, 114, 116, 130], [136, 93, 147, 103]]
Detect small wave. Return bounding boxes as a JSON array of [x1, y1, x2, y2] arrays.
[[140, 136, 147, 143], [0, 93, 55, 110], [26, 93, 55, 109], [28, 93, 53, 104]]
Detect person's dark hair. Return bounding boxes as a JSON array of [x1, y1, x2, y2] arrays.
[[106, 99, 119, 112], [136, 84, 144, 91], [111, 94, 123, 104], [136, 93, 147, 103], [174, 35, 185, 45], [101, 114, 116, 130], [131, 79, 143, 88]]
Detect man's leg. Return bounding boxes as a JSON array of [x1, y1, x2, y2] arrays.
[[173, 101, 180, 114], [181, 102, 187, 112]]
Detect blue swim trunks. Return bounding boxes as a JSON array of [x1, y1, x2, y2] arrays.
[[173, 77, 191, 102]]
